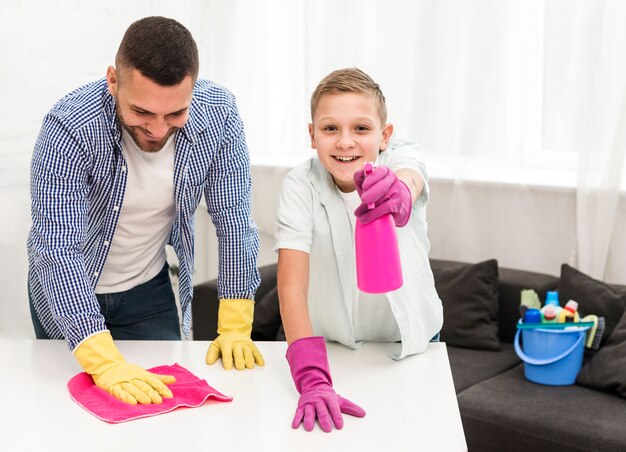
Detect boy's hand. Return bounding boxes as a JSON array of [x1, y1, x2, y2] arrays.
[[353, 165, 412, 226], [287, 336, 366, 432]]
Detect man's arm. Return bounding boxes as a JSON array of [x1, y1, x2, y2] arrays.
[[203, 96, 263, 370], [30, 114, 174, 404], [29, 113, 105, 346], [203, 99, 260, 302]]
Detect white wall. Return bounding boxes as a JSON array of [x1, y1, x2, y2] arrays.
[[0, 1, 213, 338]]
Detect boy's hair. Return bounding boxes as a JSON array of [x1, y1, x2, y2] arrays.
[[310, 68, 387, 125], [116, 16, 199, 86]]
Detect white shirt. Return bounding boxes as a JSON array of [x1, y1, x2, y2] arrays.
[[95, 130, 176, 293], [275, 137, 443, 359]]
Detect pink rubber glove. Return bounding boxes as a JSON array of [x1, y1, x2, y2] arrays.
[[354, 165, 412, 227], [286, 336, 366, 432]]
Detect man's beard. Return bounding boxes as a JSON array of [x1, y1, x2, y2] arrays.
[[116, 108, 178, 153]]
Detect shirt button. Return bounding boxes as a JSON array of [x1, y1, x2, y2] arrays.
[[93, 271, 99, 277], [113, 206, 119, 212], [103, 241, 109, 247], [121, 166, 127, 172]]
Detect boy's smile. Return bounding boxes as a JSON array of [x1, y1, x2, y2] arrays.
[[309, 92, 393, 192]]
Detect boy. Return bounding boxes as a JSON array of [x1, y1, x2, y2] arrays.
[[275, 68, 443, 432]]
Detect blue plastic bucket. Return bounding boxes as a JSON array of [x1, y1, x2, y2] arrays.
[[514, 325, 589, 386]]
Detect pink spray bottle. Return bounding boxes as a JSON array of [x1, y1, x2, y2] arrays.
[[355, 162, 404, 293]]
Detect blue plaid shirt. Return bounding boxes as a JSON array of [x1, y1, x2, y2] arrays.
[[27, 78, 260, 350]]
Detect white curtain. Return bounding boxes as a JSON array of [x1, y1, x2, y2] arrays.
[[557, 0, 626, 280], [201, 0, 542, 168], [201, 0, 626, 280]]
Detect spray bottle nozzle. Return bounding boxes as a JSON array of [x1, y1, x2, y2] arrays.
[[363, 162, 375, 209]]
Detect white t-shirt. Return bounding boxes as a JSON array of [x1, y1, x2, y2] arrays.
[[95, 130, 176, 293], [338, 189, 401, 343]]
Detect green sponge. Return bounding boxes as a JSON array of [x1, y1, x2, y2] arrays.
[[520, 289, 542, 310]]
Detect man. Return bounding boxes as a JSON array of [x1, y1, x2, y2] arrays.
[[27, 16, 263, 405]]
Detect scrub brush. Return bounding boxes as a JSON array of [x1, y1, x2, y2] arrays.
[[581, 314, 605, 350]]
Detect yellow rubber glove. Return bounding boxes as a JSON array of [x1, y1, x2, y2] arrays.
[[205, 299, 265, 370], [74, 331, 175, 405]]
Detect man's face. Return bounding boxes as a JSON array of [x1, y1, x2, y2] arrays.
[[106, 65, 194, 153], [309, 92, 393, 192]]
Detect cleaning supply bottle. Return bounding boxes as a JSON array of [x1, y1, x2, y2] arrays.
[[558, 299, 580, 323], [545, 291, 559, 304], [541, 291, 562, 321], [523, 308, 541, 324], [541, 304, 558, 323], [355, 162, 403, 293]]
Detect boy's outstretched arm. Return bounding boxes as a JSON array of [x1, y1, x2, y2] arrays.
[[278, 248, 366, 433], [395, 168, 424, 204]]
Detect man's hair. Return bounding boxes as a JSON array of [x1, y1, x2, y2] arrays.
[[116, 16, 199, 86], [310, 67, 387, 125]]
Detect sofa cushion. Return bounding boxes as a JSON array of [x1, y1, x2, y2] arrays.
[[559, 264, 626, 345], [577, 308, 626, 398], [457, 365, 626, 452], [446, 343, 520, 393], [431, 259, 501, 351]]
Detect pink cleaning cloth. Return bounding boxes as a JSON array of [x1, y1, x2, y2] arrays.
[[67, 363, 232, 423]]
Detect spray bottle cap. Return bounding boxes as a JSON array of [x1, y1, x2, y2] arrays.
[[543, 304, 556, 320]]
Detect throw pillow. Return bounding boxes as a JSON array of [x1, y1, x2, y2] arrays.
[[559, 264, 626, 346], [432, 259, 501, 351], [577, 308, 626, 398]]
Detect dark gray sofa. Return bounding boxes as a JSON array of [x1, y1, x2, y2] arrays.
[[191, 260, 626, 452]]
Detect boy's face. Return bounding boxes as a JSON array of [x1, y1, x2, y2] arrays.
[[309, 92, 393, 192]]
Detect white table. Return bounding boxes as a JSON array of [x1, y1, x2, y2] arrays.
[[0, 340, 466, 452]]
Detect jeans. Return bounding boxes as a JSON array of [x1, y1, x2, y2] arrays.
[[29, 264, 181, 340]]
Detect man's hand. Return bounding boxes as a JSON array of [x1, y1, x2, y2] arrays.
[[205, 299, 265, 370], [74, 331, 175, 405]]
